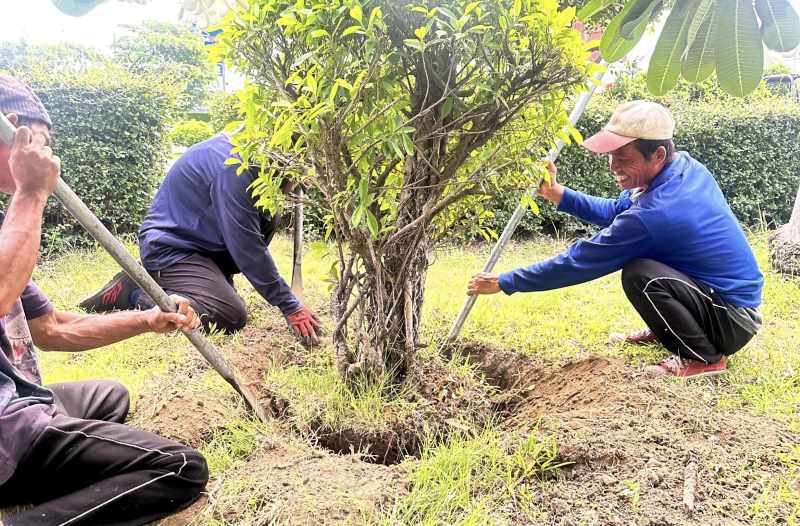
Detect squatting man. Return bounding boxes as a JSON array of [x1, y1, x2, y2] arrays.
[[468, 101, 763, 378]]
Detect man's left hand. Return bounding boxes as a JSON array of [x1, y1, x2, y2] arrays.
[[145, 295, 200, 333], [467, 273, 502, 296]]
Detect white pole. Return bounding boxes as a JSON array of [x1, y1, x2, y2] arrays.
[[447, 73, 605, 342]]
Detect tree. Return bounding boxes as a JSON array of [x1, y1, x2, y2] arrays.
[[582, 0, 800, 97], [769, 186, 800, 275], [0, 42, 106, 75], [215, 0, 593, 382], [112, 21, 217, 113]]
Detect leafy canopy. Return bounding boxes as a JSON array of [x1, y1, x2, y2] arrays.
[[213, 0, 596, 243]]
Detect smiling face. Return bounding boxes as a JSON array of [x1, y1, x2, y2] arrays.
[[607, 141, 668, 191], [0, 117, 51, 194]]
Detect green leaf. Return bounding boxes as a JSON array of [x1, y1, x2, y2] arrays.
[[359, 177, 369, 204], [511, 0, 522, 18], [647, 0, 699, 95], [620, 0, 662, 39], [350, 4, 363, 23], [342, 25, 363, 37], [577, 0, 616, 21], [465, 2, 480, 17], [716, 0, 764, 96], [682, 8, 717, 82], [600, 1, 654, 62], [351, 205, 364, 227], [404, 38, 424, 50], [441, 96, 455, 118], [687, 0, 714, 49], [308, 29, 329, 40], [366, 210, 380, 238], [756, 0, 800, 52]]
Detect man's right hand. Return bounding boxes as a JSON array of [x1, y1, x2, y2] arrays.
[[286, 306, 325, 347], [537, 160, 565, 205], [9, 119, 61, 200]]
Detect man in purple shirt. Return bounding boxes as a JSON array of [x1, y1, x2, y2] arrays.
[[78, 134, 324, 346], [0, 76, 208, 525]]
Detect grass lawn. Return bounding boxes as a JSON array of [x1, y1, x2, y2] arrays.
[[31, 231, 800, 525]]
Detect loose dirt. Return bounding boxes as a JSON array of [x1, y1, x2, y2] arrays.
[[207, 443, 408, 525], [458, 341, 799, 525], [135, 332, 798, 525], [131, 385, 234, 448]]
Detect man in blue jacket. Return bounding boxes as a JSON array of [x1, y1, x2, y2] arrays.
[[79, 134, 323, 345], [467, 101, 763, 378]]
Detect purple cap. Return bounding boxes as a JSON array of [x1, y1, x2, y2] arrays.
[[0, 76, 53, 129]]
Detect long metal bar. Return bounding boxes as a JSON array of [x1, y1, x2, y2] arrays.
[[0, 113, 270, 422], [447, 73, 605, 342]]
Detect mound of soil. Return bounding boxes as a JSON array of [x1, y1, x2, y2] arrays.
[[131, 386, 234, 448], [210, 443, 407, 525], [459, 341, 799, 525]]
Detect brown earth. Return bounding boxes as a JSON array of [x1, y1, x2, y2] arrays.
[[205, 443, 408, 525], [458, 341, 799, 526], [133, 332, 799, 525], [131, 386, 234, 448]]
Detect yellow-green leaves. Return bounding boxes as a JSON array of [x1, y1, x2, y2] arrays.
[[349, 4, 363, 23]]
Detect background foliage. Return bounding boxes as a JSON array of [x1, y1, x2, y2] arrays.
[[1, 68, 178, 252], [168, 119, 215, 147], [112, 21, 217, 115]]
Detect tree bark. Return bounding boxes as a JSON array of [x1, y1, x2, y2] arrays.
[[769, 183, 800, 275]]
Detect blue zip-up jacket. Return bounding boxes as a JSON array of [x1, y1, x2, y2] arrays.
[[139, 134, 300, 316], [498, 152, 764, 308]]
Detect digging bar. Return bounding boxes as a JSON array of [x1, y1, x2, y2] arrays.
[[447, 72, 605, 342], [290, 187, 304, 303], [0, 113, 270, 423]]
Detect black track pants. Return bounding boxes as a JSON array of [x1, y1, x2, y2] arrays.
[[0, 381, 208, 526], [621, 259, 756, 364]]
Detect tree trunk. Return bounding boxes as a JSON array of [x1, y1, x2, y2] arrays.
[[332, 234, 428, 383], [769, 183, 800, 275]]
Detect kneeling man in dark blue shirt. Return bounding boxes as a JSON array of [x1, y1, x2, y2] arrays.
[[80, 134, 323, 345], [468, 101, 763, 379]]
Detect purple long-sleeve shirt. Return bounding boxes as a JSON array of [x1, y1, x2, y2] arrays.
[[138, 134, 300, 316]]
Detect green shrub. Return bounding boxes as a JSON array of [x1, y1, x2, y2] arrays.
[[483, 95, 800, 237], [168, 119, 215, 147], [1, 67, 177, 252], [208, 91, 241, 132]]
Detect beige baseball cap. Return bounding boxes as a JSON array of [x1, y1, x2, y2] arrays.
[[583, 100, 675, 154]]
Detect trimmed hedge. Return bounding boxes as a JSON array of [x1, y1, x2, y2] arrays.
[[486, 97, 800, 237], [168, 119, 214, 147], [3, 68, 177, 250]]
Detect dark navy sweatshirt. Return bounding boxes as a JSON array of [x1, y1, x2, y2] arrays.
[[139, 134, 299, 316], [498, 152, 764, 308]]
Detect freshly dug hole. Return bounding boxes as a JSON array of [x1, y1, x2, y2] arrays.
[[275, 356, 500, 466]]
